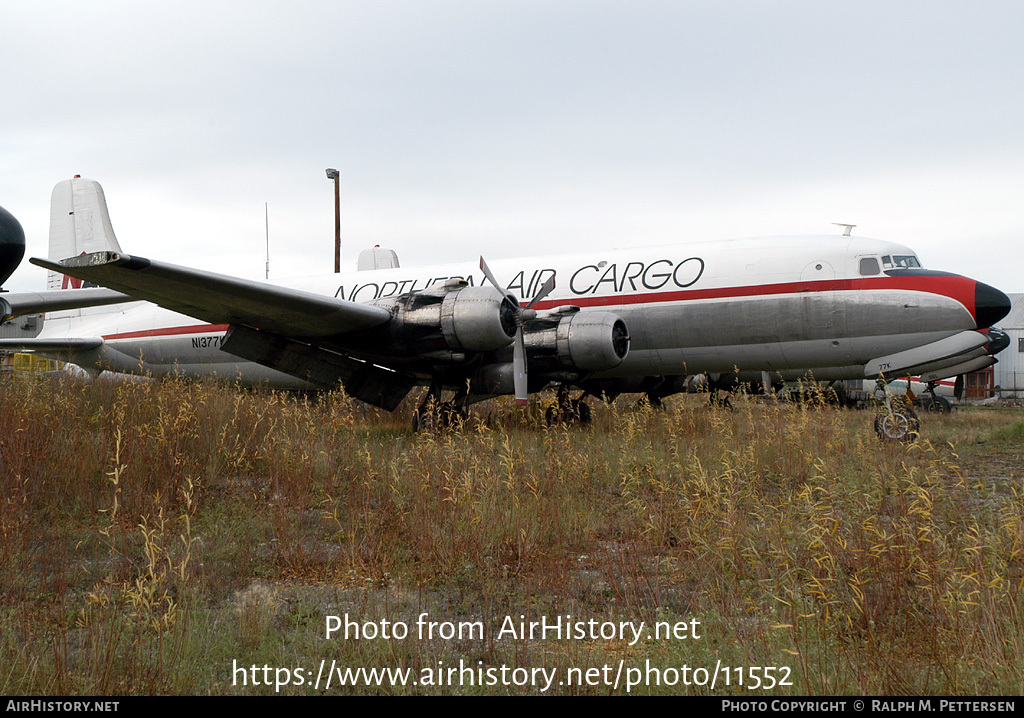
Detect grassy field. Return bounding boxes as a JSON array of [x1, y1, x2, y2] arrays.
[[1, 372, 1022, 695]]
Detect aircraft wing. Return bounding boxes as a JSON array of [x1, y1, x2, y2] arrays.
[[30, 252, 392, 337], [0, 288, 132, 322]]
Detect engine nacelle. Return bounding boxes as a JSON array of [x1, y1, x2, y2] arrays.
[[526, 310, 630, 375], [439, 286, 518, 351], [361, 283, 517, 359], [467, 310, 630, 398]]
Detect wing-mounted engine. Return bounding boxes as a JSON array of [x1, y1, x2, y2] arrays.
[[524, 306, 630, 379], [470, 306, 630, 396], [353, 280, 518, 362]]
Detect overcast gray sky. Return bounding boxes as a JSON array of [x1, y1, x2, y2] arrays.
[[2, 0, 1022, 293]]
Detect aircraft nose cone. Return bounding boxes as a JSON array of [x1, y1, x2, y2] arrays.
[[986, 327, 1011, 355], [975, 281, 1011, 329], [0, 204, 27, 288]]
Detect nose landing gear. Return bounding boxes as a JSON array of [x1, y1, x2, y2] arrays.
[[873, 378, 920, 442]]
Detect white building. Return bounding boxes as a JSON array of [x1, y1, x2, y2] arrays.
[[993, 293, 1024, 398], [0, 313, 50, 371], [0, 312, 42, 339]]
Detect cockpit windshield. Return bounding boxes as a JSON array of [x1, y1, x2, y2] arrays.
[[881, 254, 921, 269]]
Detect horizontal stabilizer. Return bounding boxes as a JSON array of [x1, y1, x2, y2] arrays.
[[0, 288, 132, 322], [31, 252, 392, 338]]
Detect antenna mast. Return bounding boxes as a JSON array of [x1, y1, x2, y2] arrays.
[[265, 202, 270, 279]]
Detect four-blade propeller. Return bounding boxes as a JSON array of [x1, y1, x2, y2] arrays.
[[479, 256, 555, 405]]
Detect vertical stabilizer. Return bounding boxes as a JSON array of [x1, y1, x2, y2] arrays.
[[48, 177, 123, 290]]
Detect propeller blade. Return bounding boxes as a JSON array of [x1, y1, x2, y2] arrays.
[[480, 255, 535, 406], [513, 329, 528, 405], [478, 256, 505, 297], [524, 274, 555, 310]]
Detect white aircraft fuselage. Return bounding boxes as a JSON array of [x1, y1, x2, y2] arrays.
[[38, 233, 1008, 394]]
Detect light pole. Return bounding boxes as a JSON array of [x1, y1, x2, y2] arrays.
[[325, 168, 340, 273]]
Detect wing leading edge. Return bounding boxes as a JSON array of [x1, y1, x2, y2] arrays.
[[30, 252, 392, 337], [29, 252, 413, 409]]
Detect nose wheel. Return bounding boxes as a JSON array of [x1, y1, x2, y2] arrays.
[[873, 379, 920, 442], [874, 405, 920, 442]]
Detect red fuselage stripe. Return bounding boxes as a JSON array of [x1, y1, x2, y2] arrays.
[[103, 324, 230, 340], [531, 275, 977, 321]]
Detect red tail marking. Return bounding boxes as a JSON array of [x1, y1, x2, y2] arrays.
[[59, 252, 89, 290]]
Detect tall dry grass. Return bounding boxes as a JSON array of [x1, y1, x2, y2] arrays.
[[0, 370, 1021, 694]]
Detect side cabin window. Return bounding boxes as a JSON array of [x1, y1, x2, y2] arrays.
[[859, 257, 881, 276]]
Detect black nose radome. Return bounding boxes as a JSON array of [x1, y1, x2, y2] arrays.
[[975, 281, 1011, 329], [0, 204, 27, 288]]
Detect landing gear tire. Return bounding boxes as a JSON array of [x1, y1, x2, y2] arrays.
[[637, 393, 665, 410], [874, 406, 920, 442], [413, 401, 467, 431], [919, 395, 951, 413], [545, 399, 592, 427], [709, 392, 733, 411]]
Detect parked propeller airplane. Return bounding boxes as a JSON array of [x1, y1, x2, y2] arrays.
[[0, 177, 1012, 438]]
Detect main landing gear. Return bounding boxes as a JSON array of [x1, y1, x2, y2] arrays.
[[637, 392, 665, 410], [872, 379, 920, 443], [412, 381, 469, 431], [411, 382, 598, 431], [545, 386, 593, 426], [704, 374, 734, 411], [918, 382, 952, 413]]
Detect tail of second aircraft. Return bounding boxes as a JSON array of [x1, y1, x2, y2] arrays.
[[47, 176, 123, 290]]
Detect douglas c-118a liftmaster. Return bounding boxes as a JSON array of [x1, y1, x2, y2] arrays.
[[0, 177, 1011, 439]]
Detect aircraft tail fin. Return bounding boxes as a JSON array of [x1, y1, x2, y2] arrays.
[[47, 177, 123, 290]]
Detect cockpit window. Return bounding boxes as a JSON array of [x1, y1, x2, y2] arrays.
[[881, 255, 893, 268], [859, 257, 881, 276], [892, 255, 921, 268]]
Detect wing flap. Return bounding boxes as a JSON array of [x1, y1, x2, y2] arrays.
[[30, 252, 391, 338], [0, 337, 104, 352], [221, 325, 415, 410]]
